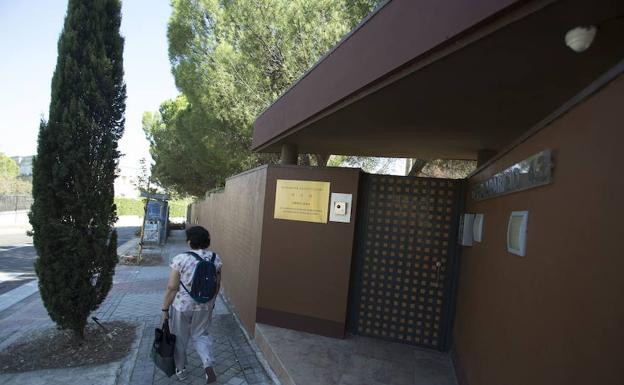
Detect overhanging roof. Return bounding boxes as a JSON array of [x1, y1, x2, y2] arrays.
[[252, 0, 624, 159]]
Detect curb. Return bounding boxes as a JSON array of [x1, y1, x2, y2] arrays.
[[254, 324, 295, 385], [117, 237, 140, 257], [219, 293, 282, 385], [0, 280, 39, 313], [115, 321, 148, 385]]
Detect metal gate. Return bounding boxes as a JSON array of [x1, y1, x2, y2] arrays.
[[348, 173, 463, 351]]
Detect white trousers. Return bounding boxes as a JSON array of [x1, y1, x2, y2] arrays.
[[169, 306, 214, 369]]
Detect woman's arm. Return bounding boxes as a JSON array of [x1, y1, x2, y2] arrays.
[[162, 269, 181, 319], [216, 270, 221, 296]]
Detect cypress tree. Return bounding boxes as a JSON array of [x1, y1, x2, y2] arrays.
[[29, 0, 126, 337]]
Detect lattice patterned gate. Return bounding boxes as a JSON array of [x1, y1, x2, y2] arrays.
[[348, 173, 464, 351]]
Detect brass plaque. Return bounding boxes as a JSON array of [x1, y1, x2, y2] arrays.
[[274, 179, 330, 223]]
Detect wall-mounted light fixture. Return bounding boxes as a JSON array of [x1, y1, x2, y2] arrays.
[[473, 213, 484, 243], [565, 26, 597, 53], [460, 213, 475, 246], [565, 14, 624, 53], [507, 211, 529, 257]]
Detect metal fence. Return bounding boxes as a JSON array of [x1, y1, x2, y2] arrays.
[[0, 195, 34, 212]]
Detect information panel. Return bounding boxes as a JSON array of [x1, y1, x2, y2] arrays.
[[274, 179, 330, 223]]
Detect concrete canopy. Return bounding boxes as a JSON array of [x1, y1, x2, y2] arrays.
[[252, 0, 624, 159]]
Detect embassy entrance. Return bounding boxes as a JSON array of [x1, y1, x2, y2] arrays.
[[348, 173, 464, 351]]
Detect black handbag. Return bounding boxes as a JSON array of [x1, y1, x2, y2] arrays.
[[151, 319, 176, 377]]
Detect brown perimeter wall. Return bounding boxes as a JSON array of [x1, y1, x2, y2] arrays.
[[256, 165, 361, 338], [189, 166, 268, 336], [453, 74, 624, 385]]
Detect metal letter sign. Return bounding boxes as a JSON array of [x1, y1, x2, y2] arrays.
[[471, 149, 553, 201]]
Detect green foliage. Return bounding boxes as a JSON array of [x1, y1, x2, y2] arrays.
[[168, 199, 191, 217], [328, 155, 394, 174], [144, 96, 243, 197], [0, 177, 32, 195], [328, 156, 477, 178], [0, 153, 19, 179], [146, 0, 380, 196], [0, 153, 31, 195], [114, 197, 189, 218], [29, 0, 126, 337], [114, 197, 144, 216], [418, 159, 477, 179], [345, 0, 382, 25]]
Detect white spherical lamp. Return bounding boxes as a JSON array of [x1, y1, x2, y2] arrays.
[[565, 26, 597, 53]]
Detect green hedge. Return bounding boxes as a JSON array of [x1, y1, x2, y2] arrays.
[[114, 197, 189, 218], [114, 197, 144, 216], [168, 200, 189, 218]]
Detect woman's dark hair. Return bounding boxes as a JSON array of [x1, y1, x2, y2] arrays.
[[186, 226, 210, 249]]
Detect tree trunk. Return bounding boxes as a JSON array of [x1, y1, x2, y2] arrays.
[[315, 153, 330, 167], [407, 159, 428, 176]]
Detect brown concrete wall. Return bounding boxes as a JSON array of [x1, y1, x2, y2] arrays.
[[256, 165, 361, 338], [453, 75, 624, 385], [189, 166, 268, 336]]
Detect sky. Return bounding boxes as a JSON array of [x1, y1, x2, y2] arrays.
[[0, 1, 406, 178], [0, 0, 179, 175]]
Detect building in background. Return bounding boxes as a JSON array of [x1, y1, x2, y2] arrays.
[[5, 155, 141, 198], [10, 156, 33, 177], [114, 163, 140, 198]]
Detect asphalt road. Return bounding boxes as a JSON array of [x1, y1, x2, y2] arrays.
[[0, 214, 140, 295]]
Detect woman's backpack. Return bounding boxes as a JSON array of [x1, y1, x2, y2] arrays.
[[180, 251, 218, 303]]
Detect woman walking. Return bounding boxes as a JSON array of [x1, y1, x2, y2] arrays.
[[161, 226, 222, 383]]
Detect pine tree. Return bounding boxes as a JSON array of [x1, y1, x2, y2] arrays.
[[29, 0, 126, 337]]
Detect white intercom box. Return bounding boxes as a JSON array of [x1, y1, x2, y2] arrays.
[[329, 193, 352, 223], [334, 201, 347, 215]]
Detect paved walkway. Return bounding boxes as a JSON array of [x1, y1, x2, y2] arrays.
[[0, 230, 275, 385], [256, 323, 457, 385]]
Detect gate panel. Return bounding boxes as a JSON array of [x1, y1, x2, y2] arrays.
[[349, 173, 463, 351]]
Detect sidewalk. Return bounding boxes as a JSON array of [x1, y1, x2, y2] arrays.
[[0, 210, 30, 228], [255, 323, 457, 385], [0, 230, 275, 385]]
